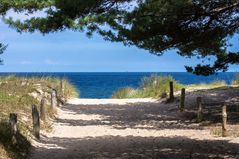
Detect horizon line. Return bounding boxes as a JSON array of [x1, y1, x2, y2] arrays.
[[0, 71, 237, 73]]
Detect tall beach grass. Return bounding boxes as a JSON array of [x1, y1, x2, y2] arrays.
[[112, 75, 183, 99], [233, 73, 239, 85], [0, 75, 79, 159], [112, 74, 239, 99]]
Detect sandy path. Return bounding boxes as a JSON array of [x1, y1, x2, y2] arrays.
[[30, 96, 239, 159]]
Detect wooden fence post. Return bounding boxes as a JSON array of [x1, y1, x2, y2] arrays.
[[60, 79, 65, 99], [55, 89, 61, 107], [51, 89, 57, 111], [222, 105, 228, 137], [32, 105, 40, 139], [40, 97, 47, 121], [197, 97, 203, 122], [180, 88, 185, 111], [169, 81, 174, 102], [9, 113, 17, 144]]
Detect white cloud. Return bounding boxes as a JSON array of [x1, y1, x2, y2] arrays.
[[5, 9, 46, 21], [44, 59, 58, 65], [19, 60, 33, 65]]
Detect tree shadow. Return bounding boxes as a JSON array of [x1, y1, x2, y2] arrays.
[[31, 135, 239, 159], [0, 120, 31, 159], [56, 87, 239, 131], [182, 87, 239, 125], [184, 86, 239, 108], [58, 101, 200, 130], [30, 87, 239, 158]]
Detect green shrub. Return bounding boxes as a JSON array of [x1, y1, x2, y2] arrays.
[[139, 75, 183, 98], [61, 79, 79, 99], [112, 87, 137, 99], [233, 73, 239, 85], [112, 75, 183, 99]]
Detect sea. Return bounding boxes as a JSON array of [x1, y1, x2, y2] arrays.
[[0, 72, 237, 98]]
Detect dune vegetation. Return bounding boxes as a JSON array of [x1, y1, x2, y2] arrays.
[[112, 74, 239, 99], [233, 73, 239, 85], [186, 80, 227, 90], [0, 75, 78, 159], [112, 75, 183, 99]]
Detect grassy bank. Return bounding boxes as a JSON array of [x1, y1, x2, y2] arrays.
[[0, 76, 79, 159], [112, 74, 239, 99]]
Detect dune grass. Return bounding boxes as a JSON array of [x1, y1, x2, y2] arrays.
[[111, 87, 141, 99], [112, 75, 183, 99], [233, 73, 239, 85], [186, 80, 227, 90], [0, 75, 79, 159], [112, 75, 239, 99]]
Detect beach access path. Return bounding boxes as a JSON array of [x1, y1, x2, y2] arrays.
[[30, 96, 239, 159]]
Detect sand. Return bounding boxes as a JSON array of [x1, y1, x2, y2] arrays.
[[30, 89, 239, 159]]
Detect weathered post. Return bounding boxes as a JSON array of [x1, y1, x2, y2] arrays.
[[169, 81, 174, 102], [55, 89, 61, 107], [9, 113, 17, 144], [32, 105, 40, 139], [222, 105, 228, 137], [40, 97, 47, 121], [180, 88, 185, 112], [51, 89, 57, 112], [197, 97, 203, 122], [60, 79, 65, 99]]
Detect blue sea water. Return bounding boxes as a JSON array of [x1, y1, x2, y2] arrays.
[[0, 72, 237, 98]]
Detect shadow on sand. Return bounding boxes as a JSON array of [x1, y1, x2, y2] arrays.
[[31, 87, 239, 159], [33, 135, 239, 159]]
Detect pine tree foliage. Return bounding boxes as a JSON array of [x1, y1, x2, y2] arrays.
[[1, 0, 239, 75]]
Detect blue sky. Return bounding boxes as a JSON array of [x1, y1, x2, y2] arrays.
[[0, 12, 238, 72]]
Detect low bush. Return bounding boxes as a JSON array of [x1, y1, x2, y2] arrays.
[[139, 75, 183, 98], [232, 73, 239, 85], [112, 75, 183, 99], [112, 87, 140, 99]]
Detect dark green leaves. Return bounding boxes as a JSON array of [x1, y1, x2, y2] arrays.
[[1, 0, 239, 75], [0, 43, 7, 64]]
